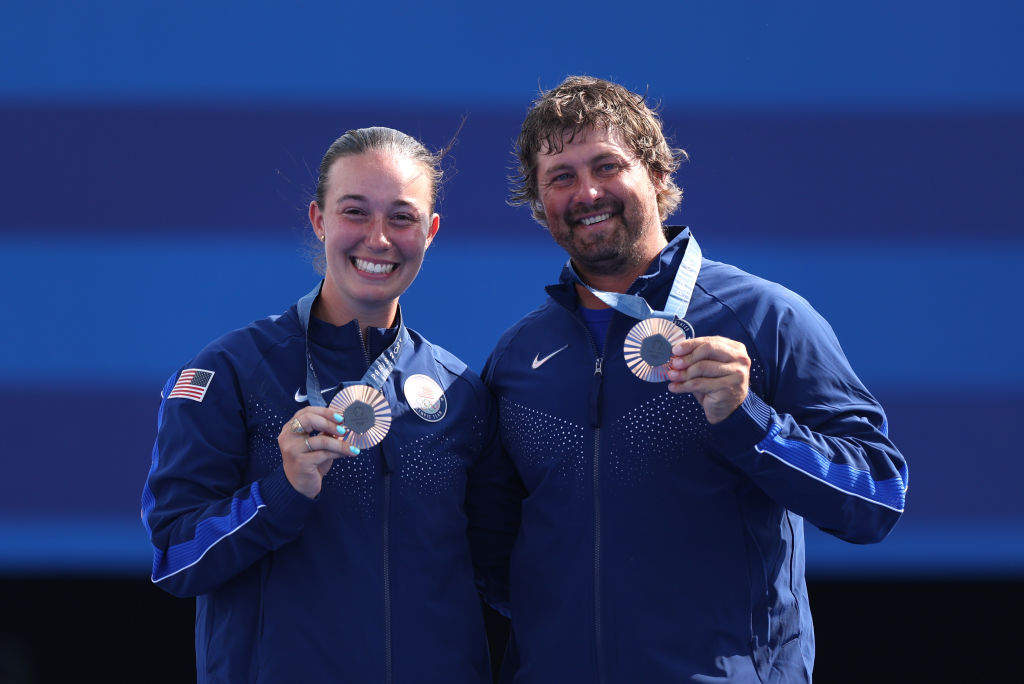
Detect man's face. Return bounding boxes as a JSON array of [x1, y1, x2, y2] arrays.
[[535, 126, 665, 279]]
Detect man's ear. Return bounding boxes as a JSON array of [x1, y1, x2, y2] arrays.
[[532, 200, 548, 228], [651, 170, 668, 192]]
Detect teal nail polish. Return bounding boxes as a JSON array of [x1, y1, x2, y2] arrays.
[[349, 446, 360, 455], [336, 425, 347, 435], [333, 412, 344, 422]]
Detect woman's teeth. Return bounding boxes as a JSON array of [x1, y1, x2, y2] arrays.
[[353, 258, 396, 274]]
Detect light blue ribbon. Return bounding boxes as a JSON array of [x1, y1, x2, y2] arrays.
[[295, 282, 405, 408], [569, 236, 702, 324]]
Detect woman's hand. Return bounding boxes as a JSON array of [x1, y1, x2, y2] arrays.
[[277, 408, 360, 499]]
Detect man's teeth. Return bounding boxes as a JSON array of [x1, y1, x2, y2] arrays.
[[580, 213, 611, 226], [354, 258, 396, 274]]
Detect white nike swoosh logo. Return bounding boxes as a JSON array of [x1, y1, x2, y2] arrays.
[[531, 345, 569, 370], [294, 384, 340, 403]]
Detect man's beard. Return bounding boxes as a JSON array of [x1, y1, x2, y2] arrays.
[[554, 201, 648, 277]]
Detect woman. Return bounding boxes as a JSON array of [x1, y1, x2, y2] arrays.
[[142, 127, 512, 683]]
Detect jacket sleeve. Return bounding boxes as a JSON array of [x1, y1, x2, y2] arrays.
[[709, 294, 908, 544], [141, 356, 315, 598]]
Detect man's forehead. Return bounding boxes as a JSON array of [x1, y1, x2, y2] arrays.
[[538, 125, 629, 158]]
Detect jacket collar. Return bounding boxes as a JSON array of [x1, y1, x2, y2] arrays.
[[301, 302, 404, 361], [546, 226, 693, 310]]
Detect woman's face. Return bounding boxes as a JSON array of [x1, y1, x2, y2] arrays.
[[309, 150, 439, 326]]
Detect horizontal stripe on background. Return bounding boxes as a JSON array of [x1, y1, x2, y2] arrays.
[[1, 2, 1021, 107], [804, 520, 1024, 578], [4, 517, 1023, 579], [2, 236, 1021, 389], [1, 107, 1021, 241], [0, 381, 1020, 573], [2, 383, 1003, 518]]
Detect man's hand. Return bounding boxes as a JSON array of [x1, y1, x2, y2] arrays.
[[666, 336, 750, 424]]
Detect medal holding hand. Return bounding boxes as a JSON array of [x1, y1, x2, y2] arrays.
[[278, 408, 361, 499], [665, 336, 751, 425]]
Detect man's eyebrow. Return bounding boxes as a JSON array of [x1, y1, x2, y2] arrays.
[[542, 163, 574, 177], [590, 152, 626, 164], [542, 152, 625, 177]]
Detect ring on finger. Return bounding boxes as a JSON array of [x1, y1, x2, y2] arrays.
[[290, 417, 305, 434], [304, 437, 312, 452]]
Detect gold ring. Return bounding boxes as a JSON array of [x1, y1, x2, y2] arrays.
[[290, 417, 305, 434]]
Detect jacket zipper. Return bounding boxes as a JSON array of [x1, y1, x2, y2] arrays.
[[571, 309, 608, 682], [591, 358, 605, 683], [382, 461, 393, 684], [359, 325, 393, 683]]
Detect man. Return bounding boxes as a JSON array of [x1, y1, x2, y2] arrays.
[[482, 76, 908, 682]]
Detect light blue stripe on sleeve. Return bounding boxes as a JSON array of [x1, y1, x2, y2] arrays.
[[756, 423, 907, 513], [144, 370, 266, 583], [150, 482, 265, 582]]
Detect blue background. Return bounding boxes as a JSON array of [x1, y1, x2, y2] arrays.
[[2, 0, 1022, 579]]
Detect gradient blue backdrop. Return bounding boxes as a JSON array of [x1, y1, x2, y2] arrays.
[[2, 0, 1022, 577]]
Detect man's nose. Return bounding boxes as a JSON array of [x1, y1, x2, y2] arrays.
[[573, 171, 604, 204]]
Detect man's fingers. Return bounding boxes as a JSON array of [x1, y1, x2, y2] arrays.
[[668, 359, 735, 382], [670, 336, 748, 369]]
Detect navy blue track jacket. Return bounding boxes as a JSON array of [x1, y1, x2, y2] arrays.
[[142, 292, 514, 683], [483, 227, 908, 683]]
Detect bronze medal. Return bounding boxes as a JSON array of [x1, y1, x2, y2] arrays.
[[328, 384, 392, 448], [623, 317, 689, 383]]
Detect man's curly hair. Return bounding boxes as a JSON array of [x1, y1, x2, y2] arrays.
[[509, 76, 687, 228]]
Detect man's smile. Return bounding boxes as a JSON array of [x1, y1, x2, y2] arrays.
[[579, 213, 612, 226]]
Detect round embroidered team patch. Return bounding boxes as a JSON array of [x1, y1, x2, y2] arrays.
[[403, 374, 447, 423]]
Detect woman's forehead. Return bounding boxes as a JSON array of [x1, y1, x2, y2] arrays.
[[327, 151, 433, 202]]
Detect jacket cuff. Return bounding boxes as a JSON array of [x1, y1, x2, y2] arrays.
[[258, 467, 316, 534], [709, 390, 774, 458]]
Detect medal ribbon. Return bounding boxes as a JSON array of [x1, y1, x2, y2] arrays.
[[296, 282, 405, 408], [569, 236, 702, 322]]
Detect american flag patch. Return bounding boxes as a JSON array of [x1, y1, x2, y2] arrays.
[[167, 368, 215, 402]]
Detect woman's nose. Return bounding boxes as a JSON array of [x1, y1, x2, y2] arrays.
[[364, 217, 392, 250]]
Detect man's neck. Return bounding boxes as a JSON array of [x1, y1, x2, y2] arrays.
[[573, 270, 636, 309], [573, 240, 667, 308]]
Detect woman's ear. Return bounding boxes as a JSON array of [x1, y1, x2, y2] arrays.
[[308, 200, 325, 241], [425, 213, 440, 248]]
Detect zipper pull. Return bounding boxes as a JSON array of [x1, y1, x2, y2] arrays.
[[590, 357, 604, 427]]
